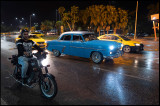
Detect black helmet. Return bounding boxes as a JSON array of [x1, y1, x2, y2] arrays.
[[21, 29, 29, 37]]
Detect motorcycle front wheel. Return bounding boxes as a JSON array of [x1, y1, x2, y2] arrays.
[[39, 73, 58, 99]]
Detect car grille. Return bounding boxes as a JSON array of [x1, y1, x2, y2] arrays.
[[112, 49, 120, 54], [37, 42, 44, 44]]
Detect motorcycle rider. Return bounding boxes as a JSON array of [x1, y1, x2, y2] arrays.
[[16, 29, 43, 85]]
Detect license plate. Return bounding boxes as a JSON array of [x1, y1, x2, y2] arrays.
[[39, 44, 44, 47]]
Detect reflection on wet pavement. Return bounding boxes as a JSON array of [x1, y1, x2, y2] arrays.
[[1, 35, 159, 105]]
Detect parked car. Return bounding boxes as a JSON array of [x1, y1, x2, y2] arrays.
[[137, 33, 149, 37], [47, 31, 56, 35], [15, 35, 47, 49], [47, 31, 123, 64], [97, 34, 144, 53], [29, 32, 45, 37]]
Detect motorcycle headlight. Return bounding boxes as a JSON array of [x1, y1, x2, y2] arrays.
[[134, 43, 140, 46], [109, 45, 114, 50], [41, 59, 48, 66]]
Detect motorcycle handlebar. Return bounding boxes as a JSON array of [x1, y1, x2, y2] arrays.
[[32, 51, 48, 55]]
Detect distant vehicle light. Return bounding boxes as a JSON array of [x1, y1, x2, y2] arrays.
[[134, 43, 140, 46]]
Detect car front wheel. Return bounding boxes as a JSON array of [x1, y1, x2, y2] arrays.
[[123, 45, 131, 53], [91, 52, 103, 64], [53, 49, 61, 57]]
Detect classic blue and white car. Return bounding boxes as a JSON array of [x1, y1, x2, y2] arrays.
[[47, 31, 123, 63]]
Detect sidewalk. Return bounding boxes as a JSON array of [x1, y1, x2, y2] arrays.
[[131, 37, 159, 51]]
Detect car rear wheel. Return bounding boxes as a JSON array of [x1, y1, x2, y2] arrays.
[[53, 49, 61, 57], [123, 45, 131, 53], [91, 52, 103, 64]]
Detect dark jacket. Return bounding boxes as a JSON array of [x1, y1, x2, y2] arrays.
[[16, 39, 43, 58]]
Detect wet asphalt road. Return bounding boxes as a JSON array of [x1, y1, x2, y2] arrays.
[[1, 35, 159, 105]]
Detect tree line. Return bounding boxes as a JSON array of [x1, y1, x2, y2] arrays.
[[1, 2, 159, 35], [58, 5, 128, 36]]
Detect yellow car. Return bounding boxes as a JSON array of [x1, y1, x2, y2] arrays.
[[15, 35, 47, 49], [97, 34, 144, 53], [29, 32, 44, 37]]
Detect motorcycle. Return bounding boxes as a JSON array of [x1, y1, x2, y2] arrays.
[[8, 51, 58, 99]]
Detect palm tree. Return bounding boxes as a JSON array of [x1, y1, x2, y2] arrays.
[[112, 8, 128, 34], [58, 6, 65, 16], [88, 5, 106, 36], [55, 21, 63, 35], [40, 20, 53, 36], [70, 6, 79, 31], [58, 6, 79, 31]]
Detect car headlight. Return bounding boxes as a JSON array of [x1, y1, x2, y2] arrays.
[[121, 44, 123, 47], [134, 43, 140, 46], [109, 45, 114, 50], [45, 41, 47, 43]]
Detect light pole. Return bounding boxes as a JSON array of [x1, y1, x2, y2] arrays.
[[134, 1, 138, 39], [30, 13, 35, 30], [15, 17, 20, 31]]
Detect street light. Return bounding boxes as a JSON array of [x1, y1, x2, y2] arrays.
[[30, 13, 35, 30]]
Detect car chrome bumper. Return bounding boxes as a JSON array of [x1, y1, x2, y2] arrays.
[[104, 50, 123, 59], [130, 44, 144, 52]]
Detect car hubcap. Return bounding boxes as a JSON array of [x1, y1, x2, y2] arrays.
[[53, 50, 59, 56], [124, 46, 130, 52], [92, 52, 100, 63]]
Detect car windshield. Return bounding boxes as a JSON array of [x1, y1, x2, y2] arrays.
[[32, 32, 41, 34], [119, 35, 131, 41], [29, 35, 39, 38], [83, 33, 97, 41]]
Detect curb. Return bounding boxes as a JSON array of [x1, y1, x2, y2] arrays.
[[1, 98, 7, 105]]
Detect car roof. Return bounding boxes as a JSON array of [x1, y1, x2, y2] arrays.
[[101, 34, 121, 36], [59, 31, 94, 37], [31, 32, 41, 33], [62, 31, 94, 35]]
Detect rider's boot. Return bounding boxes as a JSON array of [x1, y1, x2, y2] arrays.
[[22, 78, 27, 85]]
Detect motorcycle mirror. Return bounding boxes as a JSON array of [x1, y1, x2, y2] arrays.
[[45, 52, 49, 54]]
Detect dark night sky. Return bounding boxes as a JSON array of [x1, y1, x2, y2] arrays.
[[1, 0, 159, 27]]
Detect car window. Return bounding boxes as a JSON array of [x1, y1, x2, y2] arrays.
[[32, 32, 41, 34], [119, 35, 131, 41], [61, 35, 71, 40], [83, 34, 97, 41], [101, 35, 111, 40], [110, 35, 119, 40], [73, 35, 83, 41], [29, 35, 39, 38], [19, 35, 22, 38]]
